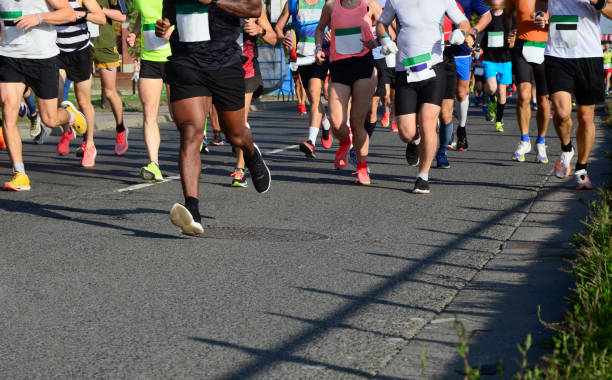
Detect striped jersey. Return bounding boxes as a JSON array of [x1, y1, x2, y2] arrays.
[[56, 0, 91, 52]]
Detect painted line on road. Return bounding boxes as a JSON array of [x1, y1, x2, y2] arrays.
[[266, 144, 299, 154], [116, 175, 181, 193], [430, 318, 455, 324]]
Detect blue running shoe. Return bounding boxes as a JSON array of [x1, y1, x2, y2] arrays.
[[436, 153, 450, 169]]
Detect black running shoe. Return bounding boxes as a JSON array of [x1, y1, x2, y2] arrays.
[[405, 142, 420, 166], [299, 140, 316, 158], [413, 177, 430, 194], [456, 127, 468, 151], [245, 144, 271, 193], [211, 133, 225, 146]]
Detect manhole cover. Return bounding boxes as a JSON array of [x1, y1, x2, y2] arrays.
[[200, 227, 329, 241]]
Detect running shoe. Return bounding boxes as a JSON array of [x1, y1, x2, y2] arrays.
[[554, 149, 574, 178], [170, 203, 204, 236], [486, 97, 496, 122], [349, 147, 357, 168], [413, 177, 430, 194], [321, 127, 332, 149], [381, 111, 390, 127], [535, 143, 548, 164], [141, 161, 164, 182], [512, 141, 531, 162], [245, 144, 271, 193], [18, 102, 27, 118], [531, 100, 538, 111], [353, 166, 371, 185], [34, 126, 47, 145], [115, 126, 129, 155], [298, 103, 307, 115], [299, 140, 316, 158], [211, 133, 225, 146], [0, 127, 5, 150], [200, 137, 210, 153], [75, 140, 86, 157], [405, 141, 419, 166], [456, 128, 468, 151], [575, 169, 593, 190], [231, 168, 248, 188], [390, 121, 398, 132], [3, 170, 30, 191], [80, 144, 97, 168], [61, 100, 87, 135], [334, 137, 352, 169], [29, 115, 41, 138], [57, 127, 75, 156], [495, 121, 504, 133], [436, 153, 450, 169]]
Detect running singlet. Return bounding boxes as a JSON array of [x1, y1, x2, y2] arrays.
[[136, 0, 171, 62], [329, 0, 374, 61], [604, 51, 612, 69], [163, 0, 241, 70], [0, 0, 59, 59], [239, 21, 260, 79], [56, 0, 91, 52], [288, 0, 325, 64], [506, 0, 547, 43], [451, 0, 490, 57], [379, 0, 467, 80], [544, 0, 602, 59], [482, 13, 510, 62]]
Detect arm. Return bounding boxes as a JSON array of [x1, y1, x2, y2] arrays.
[[367, 0, 383, 21], [315, 0, 333, 64], [503, 0, 514, 36], [127, 13, 140, 47], [256, 9, 277, 46], [203, 0, 261, 19], [445, 0, 474, 47], [79, 0, 106, 25], [275, 2, 291, 46], [16, 0, 75, 31], [102, 8, 127, 23]]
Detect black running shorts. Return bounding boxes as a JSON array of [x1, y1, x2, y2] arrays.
[[140, 60, 167, 81], [166, 62, 245, 111], [511, 39, 548, 96], [0, 55, 58, 99], [443, 48, 457, 100], [298, 59, 329, 91], [374, 58, 392, 97], [330, 52, 375, 87], [245, 73, 264, 98], [395, 63, 446, 116], [57, 46, 93, 83], [545, 55, 604, 105]]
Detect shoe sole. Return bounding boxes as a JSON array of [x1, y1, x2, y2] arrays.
[[413, 188, 430, 194], [512, 155, 525, 162], [251, 144, 271, 194], [61, 101, 87, 135], [3, 184, 31, 191], [299, 143, 315, 158], [141, 167, 163, 182], [170, 203, 203, 236], [232, 182, 248, 188]]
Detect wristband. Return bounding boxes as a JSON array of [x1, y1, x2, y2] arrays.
[[594, 0, 606, 10], [382, 34, 390, 39]]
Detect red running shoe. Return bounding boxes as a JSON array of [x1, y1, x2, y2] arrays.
[[57, 127, 75, 156], [299, 140, 316, 158], [390, 121, 398, 132], [381, 112, 390, 127], [334, 136, 352, 169]]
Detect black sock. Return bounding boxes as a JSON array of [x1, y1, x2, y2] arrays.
[[496, 102, 505, 122], [185, 196, 201, 223], [116, 122, 125, 133], [561, 141, 573, 152], [364, 121, 376, 138], [575, 162, 587, 172]]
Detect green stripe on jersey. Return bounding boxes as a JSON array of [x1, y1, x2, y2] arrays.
[[488, 31, 504, 36], [298, 0, 325, 10], [143, 23, 156, 31], [549, 15, 578, 23], [403, 53, 431, 66], [524, 41, 546, 48], [176, 3, 208, 14], [299, 36, 315, 42], [335, 27, 361, 36], [0, 11, 22, 19]]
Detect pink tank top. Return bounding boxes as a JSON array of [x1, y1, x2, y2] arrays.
[[329, 0, 375, 62]]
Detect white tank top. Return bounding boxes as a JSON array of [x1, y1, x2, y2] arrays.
[[0, 0, 60, 59]]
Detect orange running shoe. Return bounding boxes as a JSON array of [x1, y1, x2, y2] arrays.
[[81, 144, 97, 167], [353, 163, 370, 185], [321, 128, 332, 149], [299, 140, 316, 158], [381, 112, 390, 127], [57, 127, 75, 156], [0, 127, 6, 150], [334, 136, 352, 170], [390, 121, 398, 132]]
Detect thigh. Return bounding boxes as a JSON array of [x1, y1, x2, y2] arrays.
[[418, 65, 446, 109], [99, 68, 117, 90], [138, 77, 164, 107], [74, 77, 93, 102], [350, 74, 377, 117], [329, 82, 351, 120], [511, 47, 534, 85], [173, 96, 209, 132], [395, 73, 419, 116], [0, 82, 27, 110], [25, 58, 58, 100]]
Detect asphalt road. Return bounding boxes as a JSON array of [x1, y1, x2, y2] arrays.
[[0, 100, 609, 379]]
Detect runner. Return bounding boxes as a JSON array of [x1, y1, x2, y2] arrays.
[[315, 0, 382, 184], [56, 0, 105, 167], [231, 8, 276, 188], [0, 0, 87, 191], [127, 0, 174, 182], [603, 39, 612, 95], [285, 28, 308, 115], [21, 89, 42, 139], [537, 0, 611, 190], [505, 0, 551, 163], [92, 0, 127, 155], [472, 51, 485, 107], [157, 0, 271, 235], [481, 0, 512, 133], [377, 0, 474, 193], [275, 0, 332, 158]]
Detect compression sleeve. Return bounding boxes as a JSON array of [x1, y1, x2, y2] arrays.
[[378, 0, 396, 26]]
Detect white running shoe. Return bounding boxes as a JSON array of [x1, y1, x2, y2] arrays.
[[512, 141, 531, 162], [574, 169, 593, 190], [535, 143, 548, 163], [170, 203, 204, 236], [555, 149, 574, 178]]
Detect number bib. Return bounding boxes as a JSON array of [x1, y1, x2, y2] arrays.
[[487, 31, 504, 48], [403, 53, 435, 83], [297, 36, 315, 57], [474, 66, 484, 76], [143, 23, 168, 51], [176, 3, 210, 43], [522, 41, 546, 64], [87, 21, 99, 38], [0, 11, 27, 44], [334, 27, 362, 56], [550, 15, 578, 49]]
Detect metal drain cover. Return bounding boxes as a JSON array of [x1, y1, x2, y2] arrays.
[[200, 227, 329, 241]]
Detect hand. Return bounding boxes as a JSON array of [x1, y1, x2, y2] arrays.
[[127, 33, 136, 47], [361, 38, 378, 50], [450, 29, 465, 45], [244, 19, 261, 37], [380, 37, 398, 56], [533, 11, 547, 29], [315, 49, 326, 65], [282, 31, 294, 50], [464, 34, 475, 48], [507, 30, 516, 47], [15, 14, 41, 32], [155, 18, 171, 38], [324, 30, 332, 43], [75, 10, 87, 19]]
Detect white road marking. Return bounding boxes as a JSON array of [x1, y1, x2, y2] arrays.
[[430, 318, 455, 324], [267, 144, 299, 154], [116, 175, 181, 193]]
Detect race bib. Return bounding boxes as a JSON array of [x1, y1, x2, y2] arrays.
[[87, 21, 99, 38], [403, 53, 435, 83], [176, 3, 210, 43], [522, 41, 546, 64], [487, 31, 504, 48], [0, 11, 28, 44], [550, 15, 578, 49], [296, 55, 316, 66], [297, 36, 315, 57], [143, 23, 168, 51], [474, 66, 484, 76], [334, 27, 362, 55]]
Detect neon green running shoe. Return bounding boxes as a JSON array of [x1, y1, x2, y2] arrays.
[[141, 161, 164, 182], [487, 97, 497, 122], [495, 121, 504, 132], [230, 168, 248, 188]]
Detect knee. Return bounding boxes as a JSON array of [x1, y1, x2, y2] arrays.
[[398, 126, 415, 143], [40, 112, 57, 127], [577, 113, 594, 127], [554, 108, 572, 122], [103, 87, 116, 98]]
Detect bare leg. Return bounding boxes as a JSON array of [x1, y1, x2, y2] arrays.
[[139, 77, 164, 163]]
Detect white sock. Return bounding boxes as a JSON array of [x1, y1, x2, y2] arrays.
[[457, 98, 469, 127], [308, 126, 319, 145], [412, 136, 421, 145], [321, 114, 330, 130], [417, 172, 429, 181], [67, 109, 75, 124], [245, 122, 250, 129], [13, 162, 26, 175]]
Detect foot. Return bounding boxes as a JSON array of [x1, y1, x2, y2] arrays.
[[512, 141, 531, 162], [211, 133, 225, 146], [353, 165, 371, 185], [34, 126, 47, 145], [29, 114, 41, 138], [321, 128, 332, 149], [456, 128, 468, 151], [57, 127, 75, 156], [447, 132, 456, 150], [555, 149, 574, 178], [61, 100, 87, 135], [170, 203, 203, 236], [334, 137, 352, 170], [299, 140, 316, 158], [575, 169, 593, 190], [115, 126, 129, 155], [3, 171, 30, 191], [75, 141, 86, 157], [494, 121, 504, 133], [487, 99, 496, 121], [535, 143, 548, 164], [413, 177, 430, 194], [245, 144, 271, 193], [80, 144, 97, 168], [19, 102, 27, 118], [231, 168, 248, 188], [405, 141, 419, 166], [141, 161, 164, 182], [381, 111, 390, 127], [436, 153, 450, 169]]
